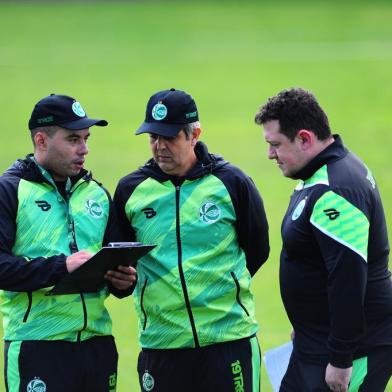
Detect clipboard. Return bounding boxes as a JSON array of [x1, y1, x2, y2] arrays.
[[47, 242, 155, 295], [263, 341, 293, 391]]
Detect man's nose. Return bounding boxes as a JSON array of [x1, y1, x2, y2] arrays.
[[267, 145, 276, 160], [156, 136, 167, 149], [79, 141, 89, 155]]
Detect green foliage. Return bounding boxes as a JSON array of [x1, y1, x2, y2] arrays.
[[0, 1, 391, 391]]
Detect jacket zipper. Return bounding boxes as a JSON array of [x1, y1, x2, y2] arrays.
[[77, 293, 88, 342], [29, 165, 90, 339], [231, 271, 250, 316], [140, 279, 148, 330], [22, 291, 33, 322], [175, 185, 200, 348]]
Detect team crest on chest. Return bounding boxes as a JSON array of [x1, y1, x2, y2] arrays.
[[292, 198, 307, 221], [200, 201, 221, 224], [85, 199, 103, 219]]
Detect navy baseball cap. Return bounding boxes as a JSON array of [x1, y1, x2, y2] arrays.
[[135, 88, 199, 137], [28, 94, 108, 130]]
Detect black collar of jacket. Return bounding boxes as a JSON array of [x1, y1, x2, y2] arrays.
[[5, 154, 91, 186], [141, 141, 227, 183], [294, 134, 348, 181]]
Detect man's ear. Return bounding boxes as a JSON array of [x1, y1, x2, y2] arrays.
[[191, 128, 201, 147], [34, 131, 48, 151], [297, 129, 313, 150]]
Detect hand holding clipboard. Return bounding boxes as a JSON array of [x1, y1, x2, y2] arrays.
[[47, 242, 155, 295]]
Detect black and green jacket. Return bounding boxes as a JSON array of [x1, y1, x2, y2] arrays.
[[0, 155, 122, 341], [114, 141, 269, 349], [280, 135, 392, 368]]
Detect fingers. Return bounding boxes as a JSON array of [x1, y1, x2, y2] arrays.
[[105, 266, 137, 290], [66, 251, 94, 272], [327, 379, 349, 392], [116, 265, 137, 275], [106, 266, 136, 280]]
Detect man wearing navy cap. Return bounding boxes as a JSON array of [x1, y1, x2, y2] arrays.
[[0, 94, 136, 392], [114, 88, 270, 391]]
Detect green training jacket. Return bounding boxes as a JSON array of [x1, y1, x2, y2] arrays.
[[114, 142, 269, 349], [0, 155, 119, 341]]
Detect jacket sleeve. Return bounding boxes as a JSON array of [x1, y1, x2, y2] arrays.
[[113, 175, 139, 243], [215, 165, 270, 276], [102, 189, 127, 245], [310, 189, 368, 368], [0, 177, 68, 291], [101, 187, 135, 298]]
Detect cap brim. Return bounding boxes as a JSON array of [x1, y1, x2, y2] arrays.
[[60, 118, 108, 130], [135, 122, 183, 137]]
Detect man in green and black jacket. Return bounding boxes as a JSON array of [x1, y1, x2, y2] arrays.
[[255, 88, 392, 392], [0, 94, 136, 392], [114, 88, 270, 392]]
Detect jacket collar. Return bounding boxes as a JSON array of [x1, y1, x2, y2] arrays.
[[140, 141, 227, 183], [4, 154, 91, 187], [294, 134, 348, 180]]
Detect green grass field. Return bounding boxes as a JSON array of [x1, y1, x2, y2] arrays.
[[0, 1, 392, 390]]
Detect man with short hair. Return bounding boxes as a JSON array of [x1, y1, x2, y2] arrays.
[[114, 88, 269, 392], [255, 87, 392, 392], [0, 94, 136, 392]]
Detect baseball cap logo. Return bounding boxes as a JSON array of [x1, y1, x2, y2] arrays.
[[151, 103, 167, 121], [72, 101, 86, 117]]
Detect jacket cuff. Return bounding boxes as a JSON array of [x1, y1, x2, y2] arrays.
[[107, 282, 135, 298], [329, 351, 353, 368]]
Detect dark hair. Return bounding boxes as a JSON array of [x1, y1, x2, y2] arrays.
[[255, 88, 332, 141], [30, 125, 59, 145]]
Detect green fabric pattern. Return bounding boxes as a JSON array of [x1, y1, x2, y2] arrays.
[[6, 341, 21, 392], [310, 190, 369, 261], [250, 336, 261, 392], [296, 165, 329, 190], [0, 176, 112, 341], [348, 356, 367, 392], [126, 175, 258, 348]]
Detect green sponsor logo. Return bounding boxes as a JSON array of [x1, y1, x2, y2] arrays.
[[231, 360, 245, 392], [37, 116, 54, 124], [109, 372, 117, 391], [200, 201, 221, 224], [142, 371, 155, 391], [151, 103, 167, 121], [27, 378, 47, 392], [185, 111, 197, 119], [72, 101, 86, 117], [85, 199, 103, 219]]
